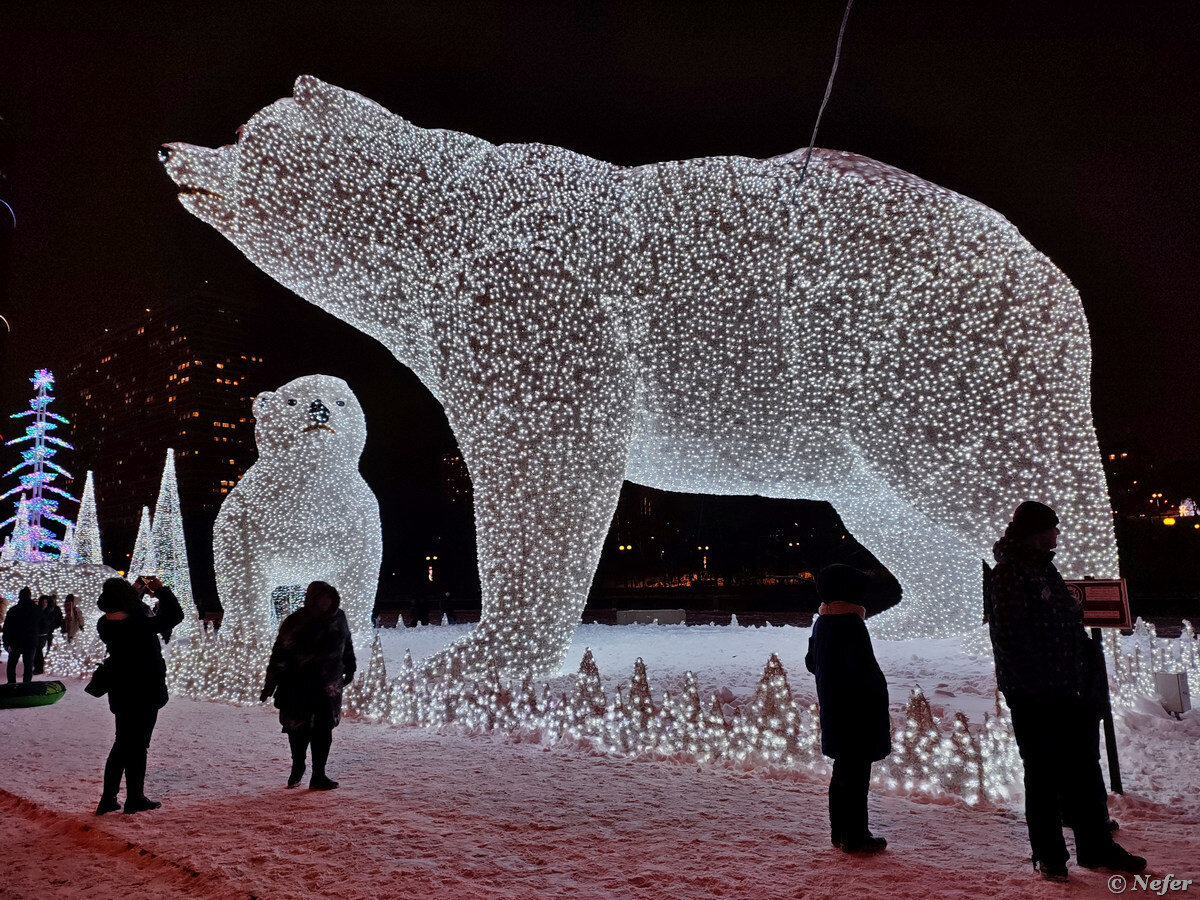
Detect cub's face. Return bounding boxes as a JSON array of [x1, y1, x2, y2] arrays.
[[162, 76, 443, 326], [252, 374, 367, 462]]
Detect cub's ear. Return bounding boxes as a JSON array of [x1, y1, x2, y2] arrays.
[[252, 391, 276, 419]]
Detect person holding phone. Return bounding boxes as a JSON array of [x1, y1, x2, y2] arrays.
[[94, 575, 183, 815]]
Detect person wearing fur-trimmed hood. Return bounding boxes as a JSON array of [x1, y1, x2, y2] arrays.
[[261, 581, 356, 791]]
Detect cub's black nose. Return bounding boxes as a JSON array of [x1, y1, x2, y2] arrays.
[[309, 399, 331, 424]]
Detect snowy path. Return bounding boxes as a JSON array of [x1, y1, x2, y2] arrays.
[[1, 676, 1189, 899]]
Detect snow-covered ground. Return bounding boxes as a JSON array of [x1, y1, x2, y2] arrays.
[[1, 623, 1197, 898]]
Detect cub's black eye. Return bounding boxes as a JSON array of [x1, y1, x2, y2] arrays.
[[336, 400, 345, 407], [287, 399, 297, 406]]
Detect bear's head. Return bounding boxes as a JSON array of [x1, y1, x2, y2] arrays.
[[162, 76, 487, 370], [252, 374, 367, 464]]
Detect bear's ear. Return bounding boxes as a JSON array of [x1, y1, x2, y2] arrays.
[[252, 391, 275, 419], [293, 75, 386, 121]]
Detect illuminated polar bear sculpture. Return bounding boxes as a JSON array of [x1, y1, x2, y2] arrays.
[[167, 76, 1117, 676], [212, 374, 381, 642]]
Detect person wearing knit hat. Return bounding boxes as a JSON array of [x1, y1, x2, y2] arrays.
[[805, 564, 891, 854], [986, 502, 1146, 881]]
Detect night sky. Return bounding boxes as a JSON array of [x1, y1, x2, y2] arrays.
[[3, 1, 1198, 517]]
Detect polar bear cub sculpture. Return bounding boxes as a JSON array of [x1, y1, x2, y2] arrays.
[[212, 374, 382, 641], [168, 76, 1118, 677]]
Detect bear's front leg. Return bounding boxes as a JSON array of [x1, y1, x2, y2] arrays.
[[425, 400, 633, 679]]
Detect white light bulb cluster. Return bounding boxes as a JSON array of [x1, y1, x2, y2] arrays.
[[159, 631, 1025, 806], [70, 471, 104, 567], [165, 75, 1118, 676], [1105, 618, 1200, 706], [149, 449, 197, 639], [211, 374, 382, 643], [129, 505, 156, 577]]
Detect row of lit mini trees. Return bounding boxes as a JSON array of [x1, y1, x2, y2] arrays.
[[163, 627, 1031, 807]]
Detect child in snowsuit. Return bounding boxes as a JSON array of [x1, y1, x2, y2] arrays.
[[805, 564, 891, 854]]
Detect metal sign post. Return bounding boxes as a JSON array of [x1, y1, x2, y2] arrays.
[[1066, 578, 1132, 796]]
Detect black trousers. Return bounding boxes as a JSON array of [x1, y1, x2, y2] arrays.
[[1007, 695, 1112, 865], [5, 643, 37, 683], [285, 701, 337, 777], [829, 756, 873, 842], [103, 707, 159, 801], [287, 723, 334, 777]]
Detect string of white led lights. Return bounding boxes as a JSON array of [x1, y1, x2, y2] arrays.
[[165, 77, 1118, 676]]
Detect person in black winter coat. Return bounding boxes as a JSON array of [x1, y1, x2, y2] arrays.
[[95, 575, 184, 815], [261, 581, 356, 790], [985, 501, 1146, 881], [805, 564, 891, 854], [3, 587, 42, 684]]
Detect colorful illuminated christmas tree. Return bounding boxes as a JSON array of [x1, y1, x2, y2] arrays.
[[1, 369, 78, 561]]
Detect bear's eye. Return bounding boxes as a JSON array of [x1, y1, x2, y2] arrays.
[[287, 399, 297, 406], [336, 400, 346, 407]]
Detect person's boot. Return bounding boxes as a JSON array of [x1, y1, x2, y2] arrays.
[[1035, 859, 1069, 882], [123, 796, 162, 814], [286, 730, 309, 788], [123, 749, 159, 812], [1077, 843, 1147, 873], [839, 833, 887, 854], [309, 728, 337, 790], [95, 796, 121, 815]]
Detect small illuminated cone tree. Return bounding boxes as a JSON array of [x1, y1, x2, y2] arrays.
[[73, 471, 103, 566], [746, 653, 802, 764], [129, 506, 156, 577], [151, 449, 196, 637], [58, 522, 78, 563], [6, 495, 34, 560]]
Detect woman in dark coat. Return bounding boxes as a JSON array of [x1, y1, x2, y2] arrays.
[[260, 581, 356, 790], [95, 575, 183, 815], [805, 564, 891, 854]]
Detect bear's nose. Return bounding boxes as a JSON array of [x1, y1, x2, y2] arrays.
[[309, 399, 331, 424]]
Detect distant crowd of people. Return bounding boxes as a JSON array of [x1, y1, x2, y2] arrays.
[[0, 501, 1148, 881], [2, 589, 85, 684]]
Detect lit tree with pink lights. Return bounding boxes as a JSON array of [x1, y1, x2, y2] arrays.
[[1, 369, 78, 561]]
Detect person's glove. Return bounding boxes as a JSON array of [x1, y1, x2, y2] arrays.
[[342, 672, 354, 687], [259, 686, 273, 703]]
